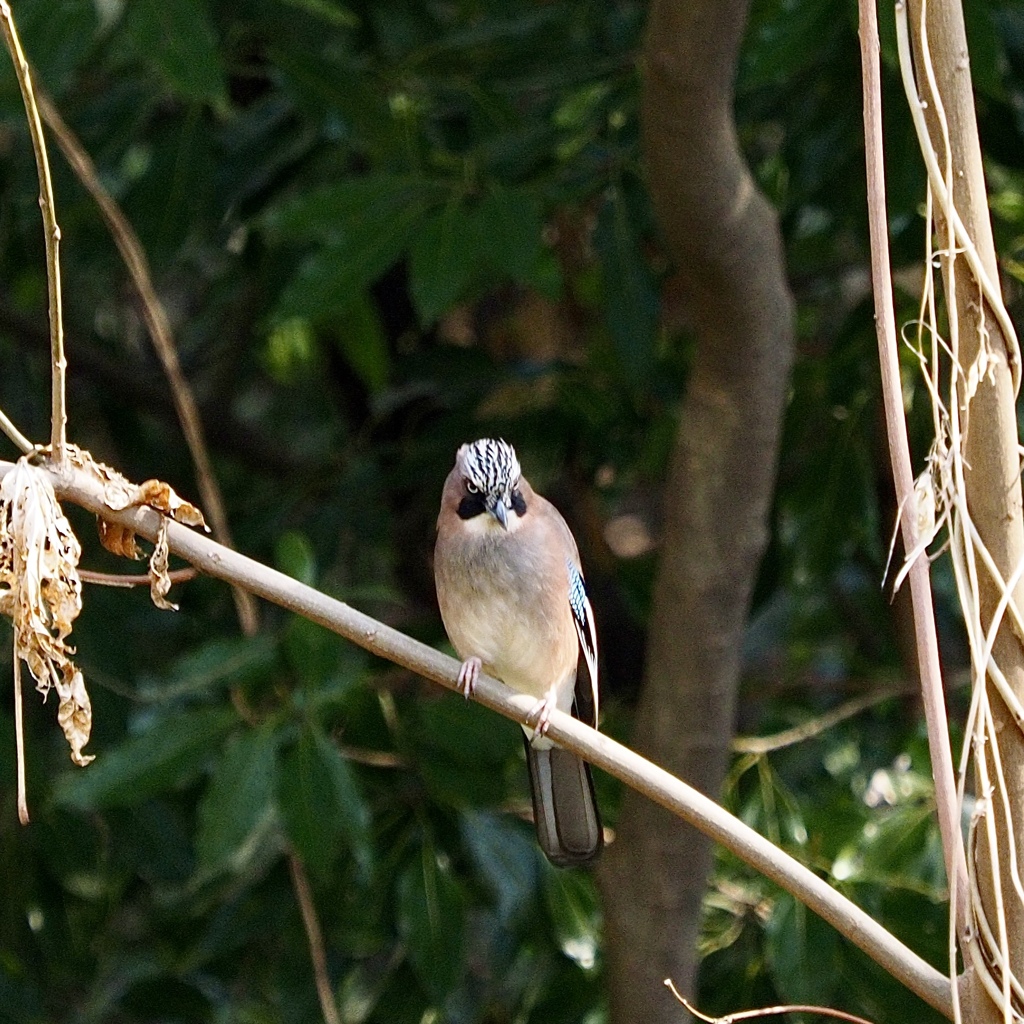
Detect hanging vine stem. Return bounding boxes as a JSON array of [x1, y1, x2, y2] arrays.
[[856, 0, 969, 940], [0, 1, 66, 462], [892, 0, 1024, 1019], [894, 0, 1021, 396]]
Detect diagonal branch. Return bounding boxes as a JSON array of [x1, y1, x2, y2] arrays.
[[0, 456, 953, 1019], [35, 90, 259, 636]]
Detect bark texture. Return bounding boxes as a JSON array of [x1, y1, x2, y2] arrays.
[[905, 3, 1024, 1022], [599, 0, 795, 1020]]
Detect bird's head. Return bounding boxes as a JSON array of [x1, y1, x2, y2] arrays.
[[454, 438, 527, 531]]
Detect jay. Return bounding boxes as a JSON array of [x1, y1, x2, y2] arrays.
[[434, 438, 602, 866]]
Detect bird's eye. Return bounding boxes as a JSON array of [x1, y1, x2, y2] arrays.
[[465, 480, 480, 495]]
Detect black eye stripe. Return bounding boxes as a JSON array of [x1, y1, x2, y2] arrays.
[[457, 495, 487, 520], [511, 490, 526, 516]]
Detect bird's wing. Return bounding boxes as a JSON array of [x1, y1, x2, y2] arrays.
[[566, 558, 599, 727]]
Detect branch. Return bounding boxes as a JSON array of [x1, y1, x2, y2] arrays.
[[857, 0, 968, 932], [731, 686, 916, 756], [36, 90, 259, 635], [0, 456, 953, 1019], [0, 3, 65, 461], [0, 407, 34, 456], [287, 850, 342, 1024]]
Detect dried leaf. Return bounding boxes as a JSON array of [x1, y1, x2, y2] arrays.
[[97, 517, 144, 559], [149, 519, 178, 611], [56, 667, 95, 767], [136, 479, 208, 529], [0, 457, 92, 766], [68, 447, 209, 561]]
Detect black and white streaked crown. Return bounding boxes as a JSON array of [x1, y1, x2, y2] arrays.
[[461, 438, 521, 498]]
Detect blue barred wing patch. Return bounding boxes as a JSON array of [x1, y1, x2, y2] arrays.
[[566, 558, 599, 725]]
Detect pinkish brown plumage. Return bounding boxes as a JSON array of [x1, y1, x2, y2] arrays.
[[434, 439, 601, 867]]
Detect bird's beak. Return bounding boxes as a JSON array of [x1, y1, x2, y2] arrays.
[[488, 499, 510, 530]]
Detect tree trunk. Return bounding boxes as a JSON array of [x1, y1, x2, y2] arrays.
[[599, 0, 795, 1019], [904, 3, 1024, 1022]]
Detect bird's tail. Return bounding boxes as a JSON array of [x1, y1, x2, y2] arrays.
[[524, 736, 603, 867]]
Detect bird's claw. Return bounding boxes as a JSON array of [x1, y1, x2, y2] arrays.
[[526, 693, 556, 738], [457, 656, 482, 698]]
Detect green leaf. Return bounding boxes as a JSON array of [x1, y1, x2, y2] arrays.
[[334, 295, 391, 393], [276, 531, 318, 587], [408, 189, 549, 324], [137, 635, 279, 702], [124, 0, 226, 104], [543, 866, 600, 968], [274, 201, 428, 320], [281, 0, 358, 29], [418, 695, 521, 766], [196, 724, 279, 872], [283, 615, 341, 690], [409, 202, 480, 325], [765, 893, 841, 1005], [396, 852, 465, 1001], [263, 176, 441, 244], [317, 733, 374, 875], [278, 729, 338, 880], [267, 45, 402, 163], [740, 0, 836, 91], [414, 697, 520, 806], [524, 247, 564, 301], [459, 810, 538, 925], [594, 187, 659, 386], [279, 729, 372, 880], [263, 317, 318, 383], [474, 188, 544, 281], [53, 708, 236, 810]]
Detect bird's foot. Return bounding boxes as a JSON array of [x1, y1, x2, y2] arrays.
[[526, 691, 557, 739], [457, 656, 482, 698]]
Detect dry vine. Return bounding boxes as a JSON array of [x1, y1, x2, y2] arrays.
[[881, 1, 1024, 1020]]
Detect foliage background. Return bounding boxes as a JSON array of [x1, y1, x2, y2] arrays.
[[1, 0, 1023, 1020]]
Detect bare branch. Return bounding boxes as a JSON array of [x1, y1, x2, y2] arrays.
[[78, 567, 198, 588], [857, 0, 968, 931], [0, 3, 65, 461], [287, 851, 342, 1024], [36, 90, 259, 635], [732, 686, 916, 756], [665, 977, 875, 1024], [0, 456, 953, 1019], [0, 408, 34, 456]]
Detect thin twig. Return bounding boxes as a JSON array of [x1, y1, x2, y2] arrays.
[[732, 687, 915, 755], [0, 4, 65, 460], [78, 567, 197, 588], [287, 850, 342, 1024], [0, 408, 34, 455], [857, 0, 969, 935], [665, 978, 874, 1024], [336, 744, 405, 769], [36, 90, 259, 635], [12, 456, 953, 1019]]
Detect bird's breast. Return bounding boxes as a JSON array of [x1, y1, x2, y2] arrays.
[[435, 531, 577, 701]]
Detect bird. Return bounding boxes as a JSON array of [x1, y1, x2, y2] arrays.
[[434, 438, 602, 867]]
